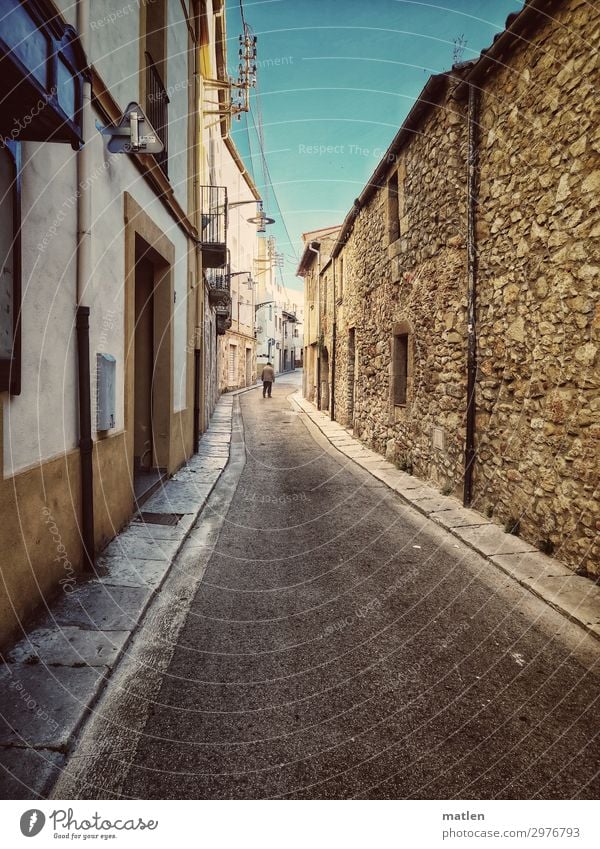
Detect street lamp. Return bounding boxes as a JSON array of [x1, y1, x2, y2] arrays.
[[228, 199, 276, 233], [254, 299, 275, 312]]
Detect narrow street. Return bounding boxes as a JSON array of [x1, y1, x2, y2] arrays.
[[56, 373, 599, 800]]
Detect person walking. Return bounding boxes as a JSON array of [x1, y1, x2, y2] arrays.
[[261, 363, 275, 398]]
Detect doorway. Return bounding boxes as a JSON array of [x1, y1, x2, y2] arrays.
[[134, 253, 154, 475], [321, 346, 330, 411], [132, 237, 171, 504], [245, 347, 252, 386], [228, 343, 238, 388]]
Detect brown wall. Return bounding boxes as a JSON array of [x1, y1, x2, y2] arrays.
[[332, 77, 469, 492], [472, 0, 600, 573], [310, 0, 599, 575]]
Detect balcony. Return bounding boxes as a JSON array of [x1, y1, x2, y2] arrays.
[[145, 52, 169, 176], [206, 264, 231, 309], [200, 185, 228, 268]]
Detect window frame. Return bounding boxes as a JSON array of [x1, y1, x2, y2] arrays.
[[391, 323, 411, 408], [0, 140, 22, 396]]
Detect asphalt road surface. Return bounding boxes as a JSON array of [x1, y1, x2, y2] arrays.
[[63, 373, 600, 799]]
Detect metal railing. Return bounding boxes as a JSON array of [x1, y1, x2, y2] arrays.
[[145, 51, 169, 175], [200, 185, 228, 246], [206, 265, 230, 294]]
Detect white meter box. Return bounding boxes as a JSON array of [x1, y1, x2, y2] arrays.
[[97, 353, 116, 431]]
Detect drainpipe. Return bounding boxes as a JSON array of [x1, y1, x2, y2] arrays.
[[463, 83, 480, 507], [308, 242, 320, 407], [76, 0, 95, 571], [194, 44, 204, 442], [330, 256, 336, 421]]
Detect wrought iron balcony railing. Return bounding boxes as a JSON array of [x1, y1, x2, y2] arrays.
[[200, 185, 228, 267], [206, 264, 231, 310], [145, 52, 169, 175]]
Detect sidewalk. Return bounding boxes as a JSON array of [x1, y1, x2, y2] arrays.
[[292, 392, 600, 643], [0, 390, 245, 799]]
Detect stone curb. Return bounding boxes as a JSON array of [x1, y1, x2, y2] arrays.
[[0, 393, 238, 798], [291, 392, 600, 644]]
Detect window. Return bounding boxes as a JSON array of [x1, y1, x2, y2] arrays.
[[387, 171, 400, 244], [338, 256, 344, 299], [392, 332, 409, 406], [0, 142, 21, 395], [323, 275, 328, 314], [144, 1, 168, 175]]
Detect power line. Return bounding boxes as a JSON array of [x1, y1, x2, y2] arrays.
[[248, 104, 298, 261]]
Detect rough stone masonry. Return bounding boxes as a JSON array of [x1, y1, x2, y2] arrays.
[[309, 0, 599, 576]]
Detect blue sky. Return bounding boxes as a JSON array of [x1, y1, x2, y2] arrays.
[[226, 0, 523, 291]]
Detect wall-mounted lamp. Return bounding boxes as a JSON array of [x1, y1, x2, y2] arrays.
[[228, 198, 275, 233], [247, 202, 276, 233]]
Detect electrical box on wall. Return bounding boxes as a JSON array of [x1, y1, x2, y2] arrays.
[[97, 353, 116, 431]]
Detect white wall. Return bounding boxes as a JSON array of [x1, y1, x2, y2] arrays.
[[3, 5, 192, 475], [4, 141, 79, 475], [89, 0, 141, 110], [167, 1, 191, 213]]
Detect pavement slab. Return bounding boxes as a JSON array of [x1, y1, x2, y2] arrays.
[[6, 626, 130, 667], [454, 524, 538, 557], [50, 573, 154, 631], [102, 533, 178, 562], [431, 508, 492, 529], [94, 555, 170, 589]]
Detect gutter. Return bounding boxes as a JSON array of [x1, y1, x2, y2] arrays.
[[224, 135, 261, 200], [463, 83, 480, 507], [331, 257, 336, 421], [307, 242, 321, 409], [76, 0, 95, 571]]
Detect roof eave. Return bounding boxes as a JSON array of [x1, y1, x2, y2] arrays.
[[455, 0, 564, 98]]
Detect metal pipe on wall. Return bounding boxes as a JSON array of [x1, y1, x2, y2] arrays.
[[463, 83, 480, 507], [330, 257, 336, 421], [76, 0, 95, 570]]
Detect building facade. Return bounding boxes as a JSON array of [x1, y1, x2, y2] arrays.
[[301, 0, 599, 576], [0, 0, 262, 648], [214, 141, 259, 392], [255, 235, 298, 375], [298, 226, 341, 406]]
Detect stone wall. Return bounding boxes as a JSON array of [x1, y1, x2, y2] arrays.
[[472, 0, 600, 574], [219, 332, 256, 392], [315, 0, 599, 576], [333, 77, 470, 493]]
